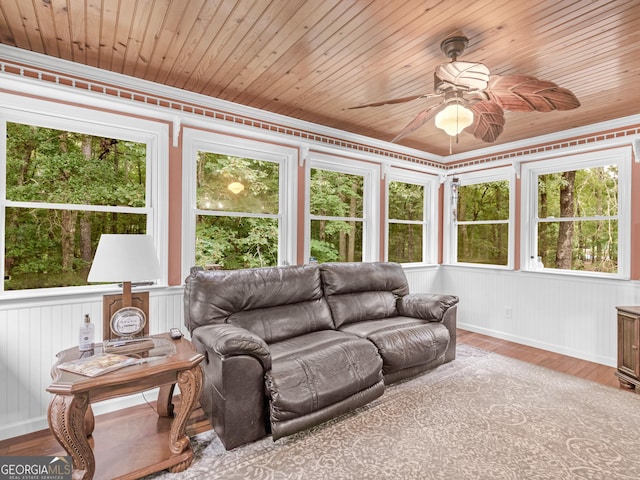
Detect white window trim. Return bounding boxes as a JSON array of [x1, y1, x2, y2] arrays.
[[520, 146, 631, 278], [0, 94, 168, 298], [444, 167, 516, 269], [181, 128, 297, 277], [305, 152, 380, 263], [385, 169, 438, 265]]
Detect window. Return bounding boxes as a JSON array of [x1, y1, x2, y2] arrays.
[[446, 170, 514, 267], [386, 170, 436, 264], [306, 153, 379, 263], [1, 107, 163, 293], [522, 147, 630, 276], [182, 129, 296, 273]]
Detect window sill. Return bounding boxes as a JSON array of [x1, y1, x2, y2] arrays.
[[0, 283, 178, 309]]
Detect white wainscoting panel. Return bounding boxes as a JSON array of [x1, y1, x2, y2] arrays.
[[404, 266, 440, 293], [0, 287, 185, 441], [438, 266, 640, 367]]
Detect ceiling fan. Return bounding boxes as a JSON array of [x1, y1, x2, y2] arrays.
[[350, 33, 580, 145]]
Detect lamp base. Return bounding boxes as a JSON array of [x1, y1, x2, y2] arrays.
[[102, 291, 150, 342]]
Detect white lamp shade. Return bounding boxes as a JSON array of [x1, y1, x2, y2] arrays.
[[88, 234, 161, 283], [435, 103, 474, 136]]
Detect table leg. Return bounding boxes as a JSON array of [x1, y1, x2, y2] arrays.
[[167, 365, 203, 473], [157, 383, 176, 417], [84, 406, 95, 436], [48, 393, 95, 480]]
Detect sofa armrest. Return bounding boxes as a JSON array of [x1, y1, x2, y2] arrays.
[[192, 323, 271, 370], [191, 323, 271, 449], [397, 293, 459, 322]]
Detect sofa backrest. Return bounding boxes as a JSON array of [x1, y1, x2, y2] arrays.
[[320, 262, 410, 328], [184, 264, 334, 343]]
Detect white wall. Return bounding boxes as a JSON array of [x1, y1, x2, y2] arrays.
[[439, 266, 640, 367]]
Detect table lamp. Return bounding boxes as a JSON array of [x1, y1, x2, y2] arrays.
[[88, 234, 161, 342]]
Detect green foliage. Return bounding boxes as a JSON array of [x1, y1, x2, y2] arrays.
[[196, 216, 278, 270], [309, 169, 364, 262], [388, 181, 425, 263], [197, 153, 279, 214], [388, 181, 424, 220], [457, 181, 509, 265], [388, 223, 423, 263], [537, 167, 618, 272], [458, 180, 509, 222], [194, 152, 280, 270], [4, 123, 147, 290]]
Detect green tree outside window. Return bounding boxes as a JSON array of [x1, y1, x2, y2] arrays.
[[309, 168, 364, 263], [537, 166, 618, 272], [388, 181, 425, 263], [194, 152, 280, 270], [456, 180, 510, 266], [4, 122, 148, 290]]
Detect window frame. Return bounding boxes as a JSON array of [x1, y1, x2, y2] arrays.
[[384, 168, 438, 265], [0, 97, 167, 298], [304, 152, 380, 263], [181, 128, 297, 276], [444, 167, 516, 269], [521, 147, 631, 278]]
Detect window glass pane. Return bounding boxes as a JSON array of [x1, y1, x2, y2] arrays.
[[310, 169, 363, 217], [458, 181, 509, 221], [196, 153, 279, 214], [388, 181, 424, 220], [538, 166, 618, 218], [195, 216, 278, 270], [457, 223, 508, 265], [537, 220, 618, 272], [388, 223, 423, 263], [4, 209, 146, 290], [6, 123, 146, 206], [310, 219, 363, 262]]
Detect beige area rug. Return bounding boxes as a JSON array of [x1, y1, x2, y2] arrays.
[[146, 345, 640, 479]]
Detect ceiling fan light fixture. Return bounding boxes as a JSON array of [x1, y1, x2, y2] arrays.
[[227, 181, 245, 194], [435, 103, 474, 136]]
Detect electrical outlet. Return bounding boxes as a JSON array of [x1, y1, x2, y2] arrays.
[[504, 306, 513, 319]]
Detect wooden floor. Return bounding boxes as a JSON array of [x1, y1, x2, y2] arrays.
[[457, 329, 621, 388], [0, 329, 627, 460]]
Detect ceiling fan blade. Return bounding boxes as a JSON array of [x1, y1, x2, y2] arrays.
[[391, 102, 443, 143], [348, 93, 438, 109], [466, 101, 505, 142], [485, 75, 580, 112], [435, 61, 490, 91]]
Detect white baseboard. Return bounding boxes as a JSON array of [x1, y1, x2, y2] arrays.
[[457, 323, 616, 368]]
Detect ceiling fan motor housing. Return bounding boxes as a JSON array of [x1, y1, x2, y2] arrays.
[[440, 35, 469, 60]]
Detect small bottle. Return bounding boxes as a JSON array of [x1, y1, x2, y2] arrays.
[[79, 314, 95, 351]]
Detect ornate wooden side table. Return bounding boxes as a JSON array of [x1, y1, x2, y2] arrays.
[[47, 334, 204, 480]]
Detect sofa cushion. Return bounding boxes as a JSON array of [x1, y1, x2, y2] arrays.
[[320, 262, 410, 296], [184, 264, 334, 342], [265, 330, 383, 425], [326, 291, 398, 328], [339, 317, 450, 375], [229, 298, 333, 344], [320, 262, 410, 328]]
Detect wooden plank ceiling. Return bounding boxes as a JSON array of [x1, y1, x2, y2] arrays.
[[0, 0, 638, 157]]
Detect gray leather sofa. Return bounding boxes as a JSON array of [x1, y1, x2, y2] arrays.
[[184, 262, 459, 449]]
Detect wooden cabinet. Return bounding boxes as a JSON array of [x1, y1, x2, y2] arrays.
[[616, 306, 640, 390]]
